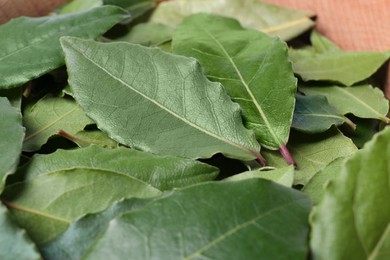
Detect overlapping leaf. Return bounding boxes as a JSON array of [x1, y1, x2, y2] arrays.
[[61, 37, 261, 161], [104, 0, 155, 19], [300, 85, 390, 123], [0, 6, 129, 89], [150, 0, 314, 40], [0, 204, 40, 260], [292, 94, 349, 133], [311, 127, 390, 260], [0, 97, 25, 192], [22, 97, 92, 152], [60, 0, 102, 13], [81, 179, 311, 259], [173, 14, 297, 150], [64, 130, 119, 148]]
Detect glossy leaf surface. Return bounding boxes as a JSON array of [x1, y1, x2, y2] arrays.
[[300, 85, 390, 123], [292, 94, 346, 133], [61, 37, 261, 161], [173, 14, 297, 149], [150, 0, 314, 40], [22, 97, 92, 152], [0, 6, 128, 89], [311, 127, 390, 260], [85, 179, 311, 260], [0, 97, 25, 192]]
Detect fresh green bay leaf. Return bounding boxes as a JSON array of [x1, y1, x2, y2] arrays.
[[311, 126, 390, 260], [0, 87, 23, 109], [0, 204, 40, 260], [150, 0, 314, 40], [300, 85, 390, 123], [1, 150, 161, 243], [310, 31, 340, 54], [263, 128, 357, 185], [14, 145, 219, 191], [173, 14, 297, 150], [104, 0, 155, 19], [22, 97, 92, 152], [225, 166, 294, 187], [0, 97, 25, 192], [41, 198, 150, 260], [61, 37, 261, 161], [0, 6, 129, 89], [292, 94, 349, 133], [84, 179, 311, 259], [60, 0, 102, 13]]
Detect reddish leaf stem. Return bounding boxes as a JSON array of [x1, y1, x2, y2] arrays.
[[279, 145, 296, 167]]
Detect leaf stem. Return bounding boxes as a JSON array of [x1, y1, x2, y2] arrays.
[[343, 116, 357, 131], [252, 151, 267, 167], [279, 145, 296, 167], [57, 130, 82, 143]]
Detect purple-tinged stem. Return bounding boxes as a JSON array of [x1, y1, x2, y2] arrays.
[[57, 130, 82, 142], [279, 145, 296, 167], [254, 152, 267, 167]]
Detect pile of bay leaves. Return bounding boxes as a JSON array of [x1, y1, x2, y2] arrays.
[[1, 0, 389, 259]]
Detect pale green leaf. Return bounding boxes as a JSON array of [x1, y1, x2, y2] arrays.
[[104, 0, 155, 19], [1, 147, 163, 243], [300, 85, 390, 123], [173, 14, 297, 150], [263, 128, 357, 185], [0, 87, 23, 109], [310, 31, 340, 54], [60, 0, 102, 13], [311, 126, 390, 260], [0, 204, 40, 260], [61, 37, 261, 161], [22, 97, 93, 152], [14, 145, 219, 191], [225, 166, 294, 187], [70, 130, 119, 148], [302, 157, 345, 205], [0, 97, 25, 192], [150, 0, 314, 40], [0, 6, 128, 89], [84, 179, 311, 259], [292, 94, 347, 133], [41, 198, 150, 260]]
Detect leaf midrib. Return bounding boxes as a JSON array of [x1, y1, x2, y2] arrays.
[[68, 42, 256, 157], [261, 17, 312, 34]]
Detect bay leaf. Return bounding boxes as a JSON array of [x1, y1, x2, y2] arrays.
[[61, 37, 262, 161], [15, 145, 219, 191], [22, 97, 93, 152], [300, 85, 390, 123], [150, 0, 314, 40], [84, 179, 311, 259], [263, 128, 357, 185], [104, 0, 155, 19], [311, 126, 390, 260], [310, 30, 340, 54], [292, 94, 348, 133], [0, 204, 40, 260], [173, 14, 297, 150], [41, 198, 150, 260], [60, 0, 102, 13], [0, 6, 128, 89], [0, 87, 23, 109], [1, 153, 161, 243], [225, 166, 294, 187], [67, 130, 119, 148], [0, 97, 25, 192]]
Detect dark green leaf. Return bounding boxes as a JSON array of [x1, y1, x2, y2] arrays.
[[0, 97, 25, 192], [85, 179, 311, 259], [0, 6, 129, 89], [150, 0, 314, 40], [22, 97, 92, 152], [173, 14, 297, 150], [292, 94, 347, 133], [61, 37, 261, 161], [311, 126, 390, 260], [0, 204, 40, 260]]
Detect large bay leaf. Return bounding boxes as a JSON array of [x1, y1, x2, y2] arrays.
[[150, 0, 314, 40], [22, 97, 92, 152], [1, 148, 161, 243], [311, 127, 390, 260], [292, 94, 348, 133], [300, 85, 390, 123], [264, 128, 357, 185], [0, 204, 40, 260], [0, 6, 128, 89], [61, 37, 261, 161], [173, 14, 297, 150], [84, 179, 311, 259], [15, 145, 219, 191], [0, 97, 25, 192], [41, 198, 150, 260]]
